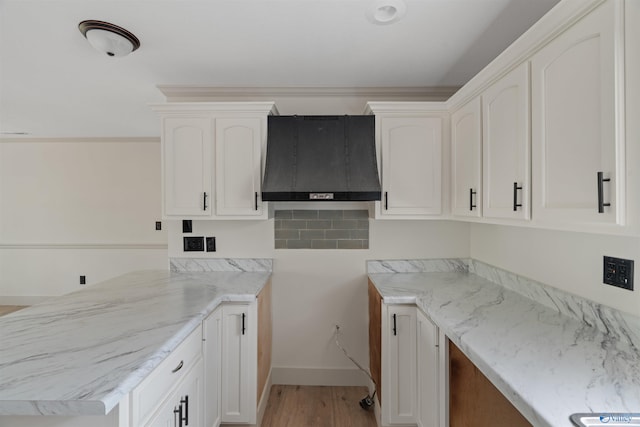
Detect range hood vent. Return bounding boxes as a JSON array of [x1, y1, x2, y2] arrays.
[[262, 115, 381, 202]]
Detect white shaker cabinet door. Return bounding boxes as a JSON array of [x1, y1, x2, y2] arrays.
[[162, 117, 213, 218], [451, 97, 482, 218], [531, 0, 622, 226], [482, 62, 530, 220], [215, 117, 266, 218], [379, 116, 442, 217], [203, 307, 222, 427], [417, 310, 439, 427], [221, 304, 257, 424], [383, 305, 418, 425], [176, 357, 203, 427]]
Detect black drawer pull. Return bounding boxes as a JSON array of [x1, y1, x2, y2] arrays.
[[597, 171, 611, 213], [384, 192, 388, 210], [392, 313, 397, 336], [172, 360, 184, 373], [255, 192, 259, 211], [469, 188, 477, 211], [203, 192, 208, 211], [242, 313, 246, 335], [513, 182, 523, 211], [181, 395, 189, 425], [174, 405, 183, 427]]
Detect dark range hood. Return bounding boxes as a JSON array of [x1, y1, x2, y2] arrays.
[[262, 115, 382, 201]]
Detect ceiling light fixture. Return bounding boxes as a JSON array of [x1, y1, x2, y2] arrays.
[[366, 0, 407, 25], [78, 20, 140, 57]]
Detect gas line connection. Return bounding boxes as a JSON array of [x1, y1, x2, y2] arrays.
[[334, 325, 377, 410]]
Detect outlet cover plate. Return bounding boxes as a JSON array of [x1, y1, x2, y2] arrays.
[[206, 237, 216, 252], [603, 256, 634, 291], [184, 236, 204, 252]]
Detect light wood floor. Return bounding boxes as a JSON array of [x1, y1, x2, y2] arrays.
[[0, 305, 26, 316], [261, 385, 377, 427]]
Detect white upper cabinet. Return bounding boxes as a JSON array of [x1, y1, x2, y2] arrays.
[[482, 62, 531, 220], [153, 103, 276, 220], [451, 97, 482, 218], [367, 103, 444, 219], [162, 117, 213, 217], [531, 0, 623, 226], [215, 117, 265, 217]]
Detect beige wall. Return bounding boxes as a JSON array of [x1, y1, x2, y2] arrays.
[[167, 218, 470, 380], [0, 139, 168, 302], [470, 224, 640, 316]]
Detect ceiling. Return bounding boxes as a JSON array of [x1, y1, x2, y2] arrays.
[[0, 0, 559, 138]]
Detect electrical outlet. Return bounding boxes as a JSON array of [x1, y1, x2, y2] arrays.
[[182, 220, 192, 233], [155, 221, 162, 231], [603, 256, 634, 291], [206, 237, 216, 252], [183, 236, 204, 252], [80, 275, 86, 285]]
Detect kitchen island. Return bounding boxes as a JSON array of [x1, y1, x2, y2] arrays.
[[0, 266, 271, 421], [368, 259, 640, 427]]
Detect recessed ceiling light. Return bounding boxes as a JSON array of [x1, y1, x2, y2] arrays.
[[78, 20, 140, 57], [366, 0, 407, 25]]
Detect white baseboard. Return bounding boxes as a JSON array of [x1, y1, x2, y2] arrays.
[[271, 367, 369, 386], [0, 296, 48, 305]]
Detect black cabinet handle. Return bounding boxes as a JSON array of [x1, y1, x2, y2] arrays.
[[172, 360, 183, 373], [174, 405, 183, 427], [392, 313, 397, 336], [203, 192, 208, 211], [255, 192, 259, 211], [384, 192, 388, 210], [513, 182, 523, 211], [242, 313, 246, 335], [469, 188, 477, 211], [180, 395, 189, 425], [597, 171, 611, 213]]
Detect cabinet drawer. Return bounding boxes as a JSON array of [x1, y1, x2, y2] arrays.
[[132, 325, 203, 425]]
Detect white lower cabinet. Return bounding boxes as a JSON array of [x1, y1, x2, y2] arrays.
[[204, 301, 264, 427], [220, 304, 257, 424], [203, 307, 222, 427], [384, 305, 417, 425], [380, 302, 440, 427], [145, 357, 203, 427], [416, 310, 439, 427], [132, 326, 204, 427]]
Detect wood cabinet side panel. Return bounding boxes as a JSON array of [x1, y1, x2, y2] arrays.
[[257, 280, 272, 402], [449, 341, 531, 427], [368, 279, 382, 403]]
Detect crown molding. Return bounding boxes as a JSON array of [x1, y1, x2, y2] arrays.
[[447, 0, 608, 111], [157, 85, 460, 101], [150, 101, 278, 115]]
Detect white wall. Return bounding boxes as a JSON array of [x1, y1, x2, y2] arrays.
[[0, 139, 168, 302], [168, 218, 471, 384], [470, 224, 640, 316]]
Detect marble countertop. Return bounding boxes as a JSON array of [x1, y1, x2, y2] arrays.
[[0, 269, 270, 416], [368, 270, 640, 427]]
